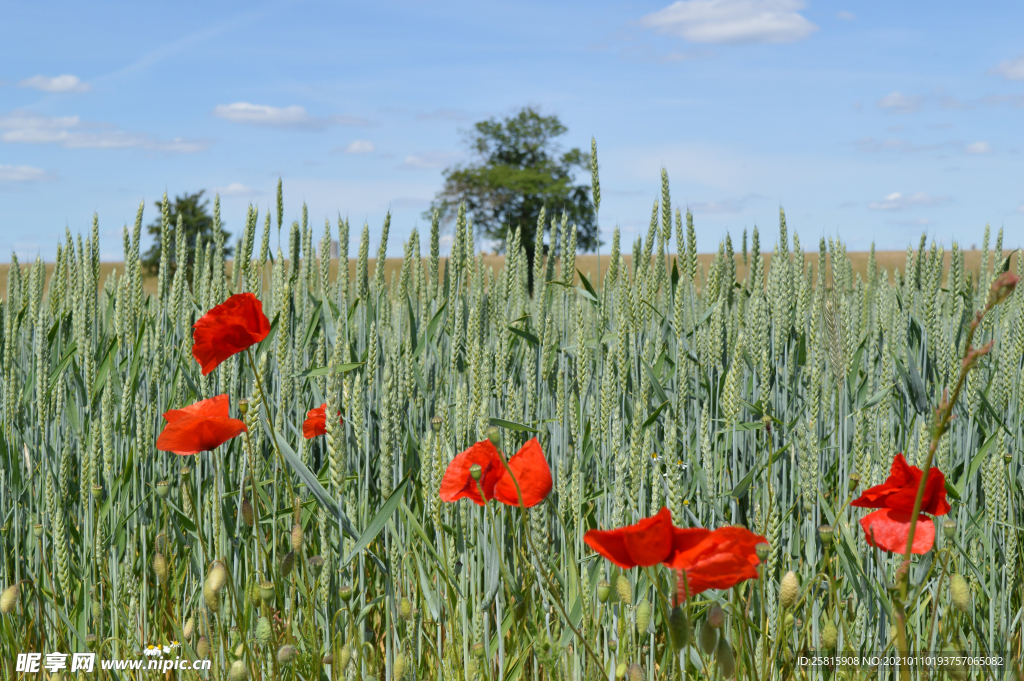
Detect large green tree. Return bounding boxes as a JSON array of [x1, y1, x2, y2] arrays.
[[426, 107, 597, 266], [142, 190, 231, 276]]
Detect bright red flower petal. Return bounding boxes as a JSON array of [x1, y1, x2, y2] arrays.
[[851, 453, 949, 516], [493, 438, 553, 508], [668, 526, 766, 600], [860, 509, 935, 554], [156, 395, 246, 456], [192, 293, 271, 375], [583, 507, 676, 569], [302, 403, 343, 439], [439, 440, 502, 506]]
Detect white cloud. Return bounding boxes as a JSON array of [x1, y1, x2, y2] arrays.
[[877, 91, 923, 114], [836, 10, 855, 20], [993, 56, 1024, 81], [868, 192, 950, 211], [214, 182, 255, 197], [639, 0, 817, 44], [19, 74, 90, 93], [400, 152, 461, 170], [344, 140, 375, 154], [0, 163, 48, 182], [0, 110, 208, 152], [213, 102, 372, 129], [964, 141, 992, 154]]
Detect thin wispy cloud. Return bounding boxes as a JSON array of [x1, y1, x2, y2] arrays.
[[639, 0, 817, 45], [342, 140, 375, 154], [964, 141, 991, 154], [876, 91, 924, 114], [399, 152, 461, 170], [992, 56, 1024, 81], [868, 192, 950, 211], [0, 163, 49, 182], [19, 75, 90, 93], [0, 110, 207, 152], [213, 103, 372, 129]]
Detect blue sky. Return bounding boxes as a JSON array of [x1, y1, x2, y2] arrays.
[[2, 0, 1023, 261]]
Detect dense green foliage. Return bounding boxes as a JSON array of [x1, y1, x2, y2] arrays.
[[142, 190, 232, 277], [0, 174, 1022, 680]]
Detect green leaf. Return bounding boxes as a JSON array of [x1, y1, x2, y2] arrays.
[[292, 362, 363, 379], [641, 400, 670, 430], [853, 383, 892, 414], [508, 325, 540, 346], [956, 431, 996, 495], [341, 475, 410, 569], [642, 359, 669, 405], [576, 268, 599, 301], [414, 299, 447, 358], [488, 417, 539, 434]]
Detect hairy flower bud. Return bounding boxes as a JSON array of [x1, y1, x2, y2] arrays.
[[228, 660, 248, 681], [241, 498, 254, 527], [615, 575, 632, 605], [196, 636, 210, 659], [255, 616, 272, 646], [399, 596, 413, 620], [949, 574, 970, 613], [0, 585, 18, 614], [152, 553, 169, 581], [635, 598, 651, 633], [277, 644, 298, 665], [183, 617, 194, 640], [203, 583, 220, 614], [698, 619, 717, 655], [290, 524, 304, 552], [207, 562, 229, 593], [280, 552, 295, 579], [716, 637, 735, 678], [668, 606, 690, 650], [393, 651, 407, 680], [821, 620, 838, 649], [707, 603, 725, 629], [779, 571, 799, 609]]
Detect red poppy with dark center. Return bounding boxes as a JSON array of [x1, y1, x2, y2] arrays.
[[851, 453, 951, 554], [583, 507, 676, 568], [156, 394, 247, 455], [302, 403, 343, 439], [439, 438, 552, 508], [192, 293, 271, 375], [666, 526, 766, 600]]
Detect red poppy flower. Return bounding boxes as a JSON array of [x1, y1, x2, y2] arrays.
[[302, 403, 343, 439], [192, 293, 271, 375], [439, 438, 553, 508], [156, 394, 247, 456], [851, 453, 950, 554], [667, 526, 766, 600], [583, 507, 676, 569], [493, 438, 553, 508]]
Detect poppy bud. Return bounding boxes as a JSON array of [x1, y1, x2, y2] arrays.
[[400, 597, 413, 620], [196, 636, 210, 659], [698, 619, 718, 655], [91, 485, 103, 499], [472, 642, 485, 658], [152, 553, 169, 581], [821, 620, 838, 649], [615, 575, 632, 605], [783, 613, 794, 629], [949, 574, 969, 613], [716, 638, 735, 678], [0, 584, 18, 614], [846, 594, 857, 619], [943, 519, 956, 540], [239, 399, 249, 416], [241, 498, 255, 527], [228, 660, 248, 681], [322, 653, 334, 665], [207, 562, 229, 593], [338, 644, 352, 670], [255, 616, 272, 646], [668, 606, 690, 650], [277, 644, 298, 665], [707, 603, 725, 629], [156, 481, 171, 499], [393, 651, 407, 680], [615, 662, 627, 679], [755, 542, 769, 561], [596, 579, 611, 603], [183, 617, 194, 640], [469, 463, 483, 482], [818, 525, 834, 545], [485, 425, 502, 446], [280, 552, 295, 578], [85, 634, 98, 649], [291, 524, 304, 552], [635, 598, 651, 633], [32, 524, 42, 538], [339, 584, 354, 602], [607, 638, 617, 651], [431, 416, 443, 432], [627, 663, 644, 681], [779, 571, 799, 609], [259, 581, 275, 603], [848, 473, 861, 492], [309, 555, 325, 578], [180, 466, 191, 480], [203, 583, 220, 614]]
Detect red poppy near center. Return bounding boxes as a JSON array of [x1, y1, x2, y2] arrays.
[[439, 438, 553, 508], [192, 292, 271, 375], [156, 394, 247, 456], [302, 403, 343, 439]]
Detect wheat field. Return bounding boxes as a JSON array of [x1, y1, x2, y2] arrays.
[[0, 183, 1022, 680]]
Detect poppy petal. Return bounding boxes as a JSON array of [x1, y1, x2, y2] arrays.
[[192, 293, 271, 375], [163, 394, 230, 423], [439, 440, 502, 506], [493, 438, 553, 508], [860, 509, 935, 554], [302, 404, 328, 439], [156, 413, 247, 455], [664, 527, 712, 569], [677, 554, 760, 600], [620, 507, 675, 566], [583, 527, 636, 569]]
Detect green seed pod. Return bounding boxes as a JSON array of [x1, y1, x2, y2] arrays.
[[821, 620, 838, 649], [241, 498, 255, 527], [196, 636, 210, 659], [779, 571, 799, 608], [152, 553, 169, 581], [627, 663, 644, 681], [281, 551, 295, 578], [260, 581, 275, 603], [615, 575, 632, 605], [393, 651, 407, 680], [277, 644, 298, 665], [92, 599, 101, 621], [0, 584, 18, 614], [698, 619, 718, 655], [949, 574, 970, 613], [228, 660, 248, 681], [941, 645, 967, 681], [472, 642, 485, 658], [755, 542, 769, 561], [156, 481, 171, 499], [85, 634, 98, 649], [247, 581, 261, 607], [607, 638, 617, 651], [707, 603, 725, 629], [615, 662, 627, 679], [635, 598, 651, 633], [308, 555, 325, 578], [338, 644, 352, 671], [399, 597, 413, 620], [183, 617, 195, 640], [339, 584, 354, 602], [431, 416, 442, 432], [848, 473, 861, 492], [255, 616, 272, 646], [942, 519, 956, 541], [290, 524, 304, 552], [597, 580, 611, 603], [321, 653, 334, 665], [715, 637, 735, 678], [33, 523, 43, 538], [207, 562, 229, 593], [469, 463, 483, 481], [668, 606, 690, 650], [818, 525, 834, 545], [203, 583, 220, 614]]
